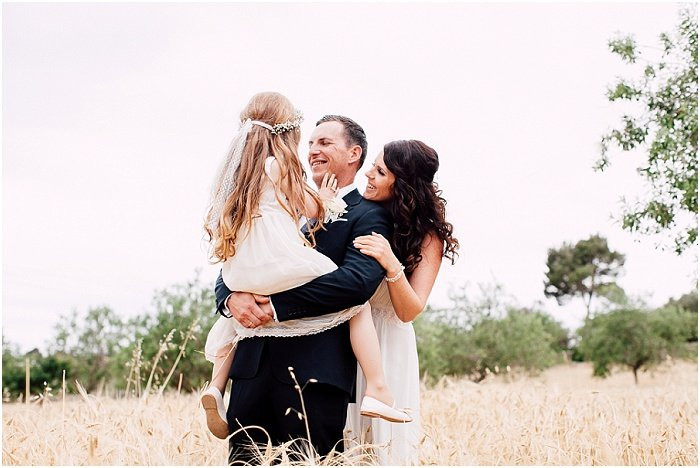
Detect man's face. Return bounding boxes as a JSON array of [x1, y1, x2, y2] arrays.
[[308, 121, 357, 187]]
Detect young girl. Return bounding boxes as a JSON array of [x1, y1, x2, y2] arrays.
[[201, 92, 410, 440]]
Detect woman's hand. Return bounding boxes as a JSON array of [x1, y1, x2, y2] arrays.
[[353, 232, 402, 275], [318, 173, 338, 202]]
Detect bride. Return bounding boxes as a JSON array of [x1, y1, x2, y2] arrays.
[[346, 139, 459, 464]]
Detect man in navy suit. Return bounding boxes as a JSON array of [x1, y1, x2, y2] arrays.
[[214, 115, 391, 463]]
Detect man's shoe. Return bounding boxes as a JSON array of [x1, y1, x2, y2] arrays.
[[201, 387, 229, 439], [360, 396, 412, 423]]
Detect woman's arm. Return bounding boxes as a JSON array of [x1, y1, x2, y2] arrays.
[[353, 232, 443, 322]]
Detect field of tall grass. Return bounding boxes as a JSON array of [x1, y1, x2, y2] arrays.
[[2, 361, 697, 465]]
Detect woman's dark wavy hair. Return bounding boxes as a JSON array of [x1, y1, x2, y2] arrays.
[[383, 140, 459, 274]]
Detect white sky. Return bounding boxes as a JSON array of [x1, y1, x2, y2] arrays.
[[3, 2, 697, 353]]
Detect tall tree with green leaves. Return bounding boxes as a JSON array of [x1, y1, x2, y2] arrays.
[[52, 306, 125, 392], [544, 235, 626, 321], [596, 6, 698, 254]]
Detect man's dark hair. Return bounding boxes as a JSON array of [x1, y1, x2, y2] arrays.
[[316, 115, 368, 169]]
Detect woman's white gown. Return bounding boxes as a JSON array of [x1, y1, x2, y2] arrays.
[[344, 282, 422, 465]]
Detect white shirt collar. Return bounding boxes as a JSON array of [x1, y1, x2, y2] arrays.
[[337, 183, 356, 200]]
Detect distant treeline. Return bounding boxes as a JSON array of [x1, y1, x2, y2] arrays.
[[3, 276, 220, 400], [3, 234, 698, 400]]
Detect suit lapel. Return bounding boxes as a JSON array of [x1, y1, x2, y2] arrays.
[[343, 189, 362, 208]]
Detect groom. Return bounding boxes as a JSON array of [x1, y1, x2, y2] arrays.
[[214, 115, 391, 463]]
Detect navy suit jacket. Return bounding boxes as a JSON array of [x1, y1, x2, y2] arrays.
[[214, 189, 392, 395]]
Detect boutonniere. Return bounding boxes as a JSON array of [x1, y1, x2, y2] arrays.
[[323, 196, 348, 223]]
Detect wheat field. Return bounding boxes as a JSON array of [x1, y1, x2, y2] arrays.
[[2, 361, 697, 465]]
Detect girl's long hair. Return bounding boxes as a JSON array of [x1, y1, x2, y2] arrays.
[[204, 92, 324, 263], [382, 140, 459, 274]]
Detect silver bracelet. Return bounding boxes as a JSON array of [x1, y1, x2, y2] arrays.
[[385, 264, 405, 283]]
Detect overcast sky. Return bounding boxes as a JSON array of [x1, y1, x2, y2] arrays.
[[3, 2, 697, 353]]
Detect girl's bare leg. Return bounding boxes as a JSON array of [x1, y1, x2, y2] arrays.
[[211, 344, 235, 394], [202, 343, 234, 439], [349, 303, 394, 406]]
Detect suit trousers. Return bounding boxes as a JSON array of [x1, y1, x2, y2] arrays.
[[227, 343, 350, 465]]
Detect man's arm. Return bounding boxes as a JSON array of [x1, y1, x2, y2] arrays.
[[270, 205, 391, 321], [215, 271, 273, 327], [215, 271, 232, 315]]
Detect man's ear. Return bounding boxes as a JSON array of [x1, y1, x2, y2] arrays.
[[347, 145, 362, 166]]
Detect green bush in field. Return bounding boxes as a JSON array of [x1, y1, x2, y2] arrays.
[[664, 290, 698, 343], [464, 310, 565, 381], [514, 307, 570, 354], [414, 309, 475, 379], [2, 337, 24, 398], [2, 337, 73, 401], [415, 306, 568, 382], [578, 306, 695, 384], [664, 290, 698, 316]]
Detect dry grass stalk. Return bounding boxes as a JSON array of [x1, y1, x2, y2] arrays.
[[158, 317, 200, 396], [141, 330, 175, 401], [124, 339, 143, 398]]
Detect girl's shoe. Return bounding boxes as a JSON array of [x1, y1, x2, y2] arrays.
[[201, 387, 229, 439], [360, 396, 412, 423]]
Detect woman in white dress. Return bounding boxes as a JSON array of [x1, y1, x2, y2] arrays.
[[346, 140, 460, 465]]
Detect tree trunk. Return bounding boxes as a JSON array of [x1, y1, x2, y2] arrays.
[[632, 366, 639, 385], [586, 273, 596, 321], [582, 291, 592, 322]]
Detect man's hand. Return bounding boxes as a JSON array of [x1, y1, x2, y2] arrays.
[[226, 292, 274, 328]]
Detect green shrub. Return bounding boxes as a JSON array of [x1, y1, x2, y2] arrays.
[[2, 339, 73, 400], [578, 307, 694, 384], [415, 307, 567, 382]]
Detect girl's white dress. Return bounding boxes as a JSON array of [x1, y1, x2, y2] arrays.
[[344, 282, 422, 465], [204, 157, 341, 361]]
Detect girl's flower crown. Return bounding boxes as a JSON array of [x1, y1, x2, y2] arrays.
[[248, 111, 303, 135]]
